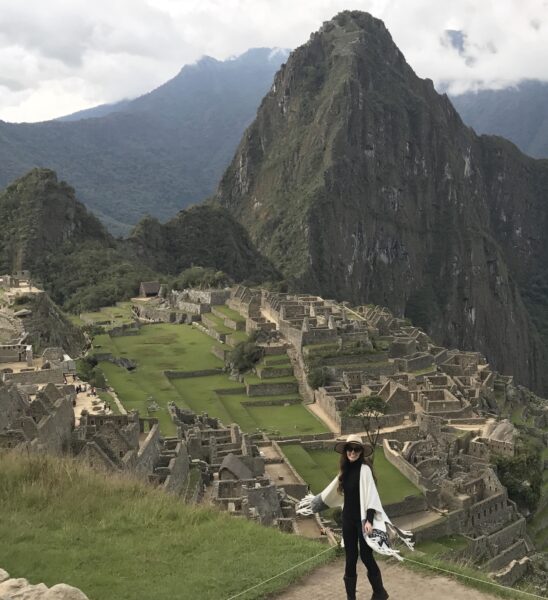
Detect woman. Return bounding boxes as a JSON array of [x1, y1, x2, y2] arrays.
[[297, 434, 413, 600]]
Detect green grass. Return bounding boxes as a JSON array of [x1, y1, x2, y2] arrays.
[[227, 330, 249, 344], [262, 354, 292, 366], [399, 545, 541, 600], [416, 535, 469, 557], [213, 305, 246, 322], [281, 446, 422, 503], [169, 383, 328, 436], [203, 312, 234, 334], [97, 391, 121, 415], [510, 405, 525, 426], [80, 302, 135, 329], [0, 452, 333, 600], [92, 323, 327, 437]]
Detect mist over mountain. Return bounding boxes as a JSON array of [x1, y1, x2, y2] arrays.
[[0, 48, 288, 236], [450, 80, 548, 159], [215, 10, 548, 393]]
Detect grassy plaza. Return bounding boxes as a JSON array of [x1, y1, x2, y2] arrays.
[[91, 322, 328, 437], [281, 445, 422, 504]]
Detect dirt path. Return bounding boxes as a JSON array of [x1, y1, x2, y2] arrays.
[[273, 558, 501, 600]]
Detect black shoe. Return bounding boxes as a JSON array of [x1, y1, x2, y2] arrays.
[[343, 575, 357, 600], [367, 571, 389, 600]]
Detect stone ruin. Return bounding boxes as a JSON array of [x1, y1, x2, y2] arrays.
[[0, 567, 89, 600], [218, 286, 546, 583], [0, 381, 74, 454], [382, 414, 530, 585], [72, 411, 190, 495], [133, 287, 231, 324], [169, 403, 298, 531], [1, 345, 76, 387]]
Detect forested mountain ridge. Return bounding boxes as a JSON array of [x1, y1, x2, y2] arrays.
[[0, 169, 277, 312], [450, 80, 548, 159], [0, 48, 287, 235]]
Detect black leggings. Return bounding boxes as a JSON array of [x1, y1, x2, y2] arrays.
[[342, 519, 381, 578]]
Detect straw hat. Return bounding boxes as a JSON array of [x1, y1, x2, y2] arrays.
[[334, 434, 373, 457]]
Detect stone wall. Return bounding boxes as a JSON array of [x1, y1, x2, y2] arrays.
[[162, 441, 190, 495], [34, 393, 74, 454], [384, 494, 428, 518], [187, 289, 230, 305], [246, 382, 299, 396], [134, 424, 161, 478], [382, 440, 432, 491], [3, 368, 65, 385], [413, 509, 465, 542], [165, 369, 223, 379], [0, 344, 25, 362]]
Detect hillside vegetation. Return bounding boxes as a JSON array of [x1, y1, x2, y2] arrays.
[[0, 169, 277, 313], [0, 452, 332, 600], [0, 49, 285, 235]]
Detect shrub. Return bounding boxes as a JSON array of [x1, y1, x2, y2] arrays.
[[307, 367, 328, 389], [228, 341, 263, 374]]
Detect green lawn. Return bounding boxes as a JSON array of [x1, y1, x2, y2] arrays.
[[0, 453, 333, 600], [282, 446, 422, 504], [169, 383, 328, 436], [79, 302, 135, 329], [263, 354, 292, 366], [416, 535, 469, 557], [92, 323, 327, 437], [213, 305, 246, 322], [97, 390, 121, 415]]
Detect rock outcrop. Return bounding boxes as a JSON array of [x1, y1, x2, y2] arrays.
[[215, 11, 548, 393], [0, 569, 88, 600]]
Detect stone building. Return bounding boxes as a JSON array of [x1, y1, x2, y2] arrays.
[[73, 411, 190, 495], [0, 381, 74, 453]]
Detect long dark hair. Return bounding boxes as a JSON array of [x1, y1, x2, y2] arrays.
[[337, 448, 376, 494]]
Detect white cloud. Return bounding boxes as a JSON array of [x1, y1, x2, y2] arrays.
[[1, 0, 547, 122]]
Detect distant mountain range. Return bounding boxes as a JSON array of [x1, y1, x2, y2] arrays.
[[450, 80, 548, 159], [0, 48, 288, 235]]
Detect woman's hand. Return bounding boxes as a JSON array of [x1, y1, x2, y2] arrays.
[[363, 521, 373, 536]]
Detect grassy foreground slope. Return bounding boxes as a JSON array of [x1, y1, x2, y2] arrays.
[[0, 453, 333, 600]]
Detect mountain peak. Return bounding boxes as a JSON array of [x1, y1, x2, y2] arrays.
[[215, 11, 548, 393]]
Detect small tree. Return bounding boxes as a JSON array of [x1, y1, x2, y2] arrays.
[[228, 341, 263, 374], [343, 395, 387, 456], [307, 367, 328, 390]]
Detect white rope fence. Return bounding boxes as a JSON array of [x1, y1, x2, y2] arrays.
[[225, 545, 547, 600]]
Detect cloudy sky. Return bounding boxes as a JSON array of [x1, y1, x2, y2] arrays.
[[1, 0, 547, 123]]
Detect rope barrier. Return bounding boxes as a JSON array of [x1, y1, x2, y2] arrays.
[[401, 556, 547, 600], [224, 545, 547, 600], [224, 545, 336, 600]]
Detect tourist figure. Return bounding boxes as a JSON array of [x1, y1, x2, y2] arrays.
[[297, 434, 414, 600]]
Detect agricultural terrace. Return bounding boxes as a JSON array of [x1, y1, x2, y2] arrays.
[[69, 302, 136, 329], [92, 323, 328, 437], [281, 445, 421, 504]]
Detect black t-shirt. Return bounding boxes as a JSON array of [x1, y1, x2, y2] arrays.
[[342, 460, 376, 524]]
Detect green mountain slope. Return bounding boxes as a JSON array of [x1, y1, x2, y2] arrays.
[[0, 49, 287, 235], [215, 11, 548, 393], [0, 169, 277, 312], [450, 80, 548, 159]]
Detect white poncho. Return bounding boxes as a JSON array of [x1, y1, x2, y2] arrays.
[[297, 464, 414, 560]]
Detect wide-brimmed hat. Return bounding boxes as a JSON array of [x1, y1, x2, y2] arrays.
[[334, 434, 373, 457]]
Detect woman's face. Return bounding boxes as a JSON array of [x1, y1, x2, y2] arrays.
[[346, 445, 363, 462]]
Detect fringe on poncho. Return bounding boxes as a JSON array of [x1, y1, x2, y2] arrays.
[[297, 464, 414, 561]]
